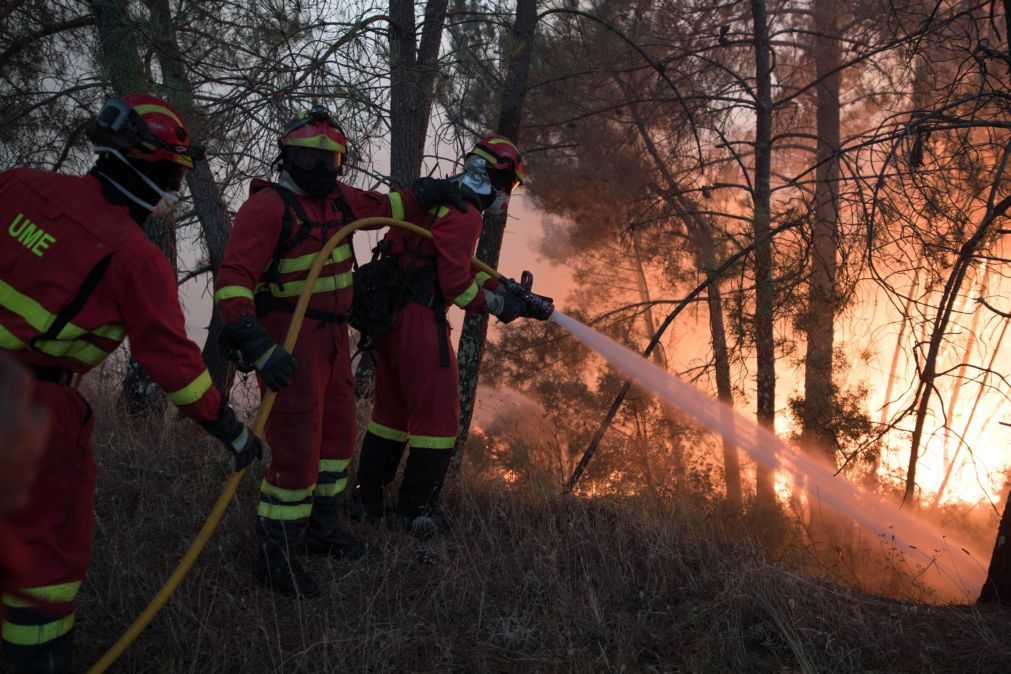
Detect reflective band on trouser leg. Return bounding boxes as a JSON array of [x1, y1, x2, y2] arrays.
[[2, 581, 80, 646], [408, 434, 456, 450], [366, 420, 408, 443], [316, 459, 350, 498], [257, 480, 315, 521]]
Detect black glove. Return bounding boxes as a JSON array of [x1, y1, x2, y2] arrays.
[[200, 405, 264, 471], [412, 177, 475, 213], [221, 315, 296, 391]]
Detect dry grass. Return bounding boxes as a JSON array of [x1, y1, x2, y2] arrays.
[[13, 374, 1011, 673]]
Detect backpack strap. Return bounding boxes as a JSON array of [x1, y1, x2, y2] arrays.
[[30, 252, 113, 349]]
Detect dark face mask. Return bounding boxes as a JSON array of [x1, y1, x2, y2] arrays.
[[289, 164, 339, 196]]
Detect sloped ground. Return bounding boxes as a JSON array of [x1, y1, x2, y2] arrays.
[[37, 393, 1011, 673]]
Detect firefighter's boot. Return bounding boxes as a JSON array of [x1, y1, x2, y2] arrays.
[[303, 496, 367, 559], [396, 446, 453, 537], [3, 628, 74, 674], [354, 431, 406, 519], [254, 517, 320, 598]]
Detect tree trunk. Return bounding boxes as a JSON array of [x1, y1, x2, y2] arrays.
[[92, 0, 171, 416], [801, 0, 841, 464], [751, 0, 777, 510], [358, 0, 448, 397], [454, 0, 537, 456], [980, 486, 1011, 605], [144, 0, 236, 396], [389, 0, 448, 185]]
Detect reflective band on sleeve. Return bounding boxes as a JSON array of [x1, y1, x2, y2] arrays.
[[260, 271, 353, 298], [214, 285, 255, 303], [167, 369, 212, 406], [367, 421, 408, 442], [409, 434, 456, 449], [388, 192, 404, 221], [475, 271, 493, 287], [275, 245, 352, 274], [2, 582, 81, 608], [2, 615, 74, 646], [453, 280, 479, 308]]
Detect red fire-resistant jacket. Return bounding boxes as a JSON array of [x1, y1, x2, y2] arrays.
[[215, 178, 423, 324], [385, 203, 498, 313], [0, 168, 220, 422]]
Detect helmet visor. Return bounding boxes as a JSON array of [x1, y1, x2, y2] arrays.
[[288, 146, 343, 172]]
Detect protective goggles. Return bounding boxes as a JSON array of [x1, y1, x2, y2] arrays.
[[286, 105, 343, 135], [95, 96, 206, 164], [287, 146, 344, 171]]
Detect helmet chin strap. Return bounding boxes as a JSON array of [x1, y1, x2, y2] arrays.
[[93, 146, 179, 212]]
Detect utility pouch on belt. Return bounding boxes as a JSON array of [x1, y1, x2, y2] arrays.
[[348, 240, 405, 338]]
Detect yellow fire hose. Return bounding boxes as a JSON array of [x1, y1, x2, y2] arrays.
[[88, 217, 501, 673]]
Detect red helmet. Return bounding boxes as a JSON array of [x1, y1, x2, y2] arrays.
[[87, 93, 203, 169], [279, 106, 347, 171], [468, 135, 525, 192]]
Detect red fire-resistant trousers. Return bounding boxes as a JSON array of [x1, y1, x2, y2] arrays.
[[2, 381, 95, 667], [259, 315, 356, 493], [371, 303, 460, 442]]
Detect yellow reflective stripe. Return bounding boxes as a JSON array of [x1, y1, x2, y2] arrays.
[[409, 434, 456, 449], [315, 479, 348, 497], [167, 369, 212, 406], [453, 280, 479, 308], [428, 205, 450, 218], [389, 192, 404, 221], [367, 421, 408, 442], [0, 279, 123, 342], [259, 271, 353, 298], [472, 147, 499, 166], [319, 459, 350, 473], [33, 339, 107, 366], [2, 615, 74, 645], [475, 271, 493, 287], [0, 278, 55, 333], [2, 582, 81, 608], [285, 136, 346, 152], [0, 324, 27, 350], [275, 245, 352, 274], [214, 285, 255, 303], [256, 502, 313, 521], [259, 480, 315, 502], [132, 103, 184, 128], [486, 137, 519, 150]]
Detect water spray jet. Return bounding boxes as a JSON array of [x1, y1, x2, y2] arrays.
[[549, 311, 989, 602]]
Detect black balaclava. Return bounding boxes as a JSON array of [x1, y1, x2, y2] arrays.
[[288, 163, 340, 197], [90, 153, 182, 224]]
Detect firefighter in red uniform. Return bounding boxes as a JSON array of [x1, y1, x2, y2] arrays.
[[0, 94, 263, 673], [353, 135, 553, 535], [0, 353, 49, 601], [214, 105, 461, 597]]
